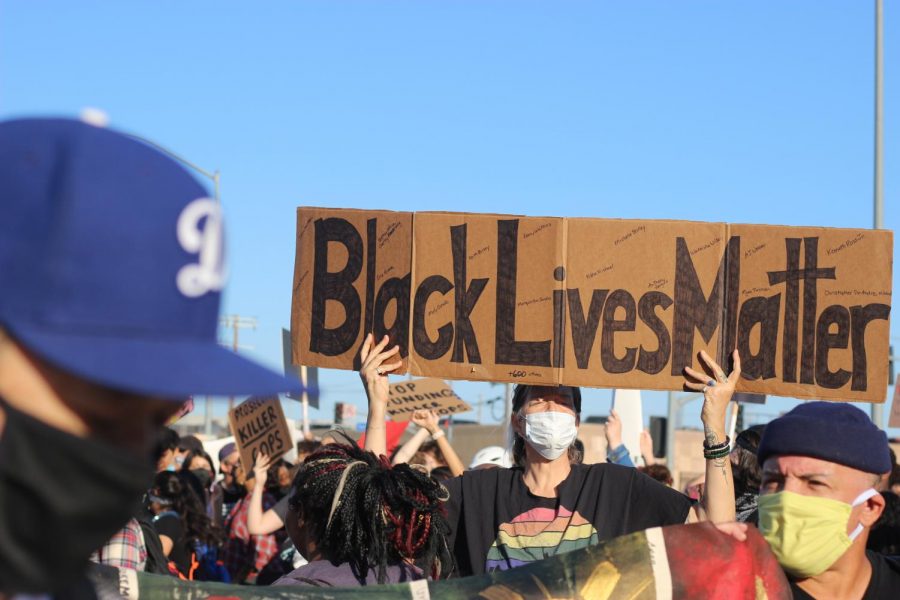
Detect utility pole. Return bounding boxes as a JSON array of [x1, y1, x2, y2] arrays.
[[872, 0, 885, 429], [220, 315, 258, 411]]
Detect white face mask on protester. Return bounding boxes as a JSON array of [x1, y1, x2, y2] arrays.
[[521, 411, 578, 460]]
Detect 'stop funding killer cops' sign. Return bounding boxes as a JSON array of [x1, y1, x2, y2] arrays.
[[291, 208, 893, 403]]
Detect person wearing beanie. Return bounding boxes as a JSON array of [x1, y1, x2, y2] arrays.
[[0, 118, 302, 595], [210, 442, 245, 529], [757, 401, 900, 599]]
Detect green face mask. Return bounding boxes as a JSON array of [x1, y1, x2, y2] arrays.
[[758, 488, 877, 578]]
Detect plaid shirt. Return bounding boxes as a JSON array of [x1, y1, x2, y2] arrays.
[[90, 518, 147, 571], [221, 492, 278, 580]]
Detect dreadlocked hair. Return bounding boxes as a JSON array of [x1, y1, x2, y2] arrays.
[[288, 434, 453, 583]]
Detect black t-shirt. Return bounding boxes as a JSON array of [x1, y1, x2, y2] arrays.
[[444, 463, 693, 576], [788, 552, 900, 599], [152, 512, 191, 578]]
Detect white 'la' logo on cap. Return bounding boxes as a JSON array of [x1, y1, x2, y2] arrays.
[[176, 198, 228, 297]]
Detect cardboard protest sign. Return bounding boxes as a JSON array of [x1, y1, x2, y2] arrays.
[[228, 396, 292, 470], [292, 207, 893, 402], [732, 392, 766, 405], [291, 207, 413, 374], [387, 378, 472, 421]]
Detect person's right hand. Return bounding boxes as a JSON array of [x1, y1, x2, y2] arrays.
[[605, 408, 623, 448], [411, 409, 440, 434], [359, 333, 402, 409], [252, 451, 273, 490]]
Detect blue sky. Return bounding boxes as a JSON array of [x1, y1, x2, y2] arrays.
[[2, 1, 898, 435]]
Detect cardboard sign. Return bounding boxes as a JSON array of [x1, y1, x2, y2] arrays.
[[386, 378, 472, 421], [228, 396, 292, 470], [292, 208, 893, 402]]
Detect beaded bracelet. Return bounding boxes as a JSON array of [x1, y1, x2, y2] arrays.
[[702, 435, 730, 451], [703, 445, 731, 460]]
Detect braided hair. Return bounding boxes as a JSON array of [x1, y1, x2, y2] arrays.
[[288, 436, 453, 583]]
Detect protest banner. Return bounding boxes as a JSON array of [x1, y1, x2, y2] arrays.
[[88, 522, 790, 599], [228, 396, 292, 470], [292, 208, 893, 402], [386, 377, 472, 421]]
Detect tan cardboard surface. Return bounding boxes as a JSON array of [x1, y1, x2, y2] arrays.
[[228, 396, 292, 470], [387, 378, 472, 421], [292, 208, 893, 402], [291, 207, 413, 374]]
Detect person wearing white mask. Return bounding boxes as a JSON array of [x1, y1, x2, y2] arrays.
[[359, 333, 744, 576], [756, 402, 900, 599]]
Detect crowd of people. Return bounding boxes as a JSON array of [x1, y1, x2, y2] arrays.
[[1, 117, 899, 598]]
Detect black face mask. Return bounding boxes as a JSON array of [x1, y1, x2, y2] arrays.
[[0, 401, 155, 594], [190, 468, 213, 489]]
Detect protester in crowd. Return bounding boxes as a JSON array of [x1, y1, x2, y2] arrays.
[[296, 439, 322, 464], [361, 333, 744, 576], [266, 457, 295, 501], [90, 518, 148, 572], [639, 464, 674, 487], [155, 427, 181, 473], [221, 459, 279, 582], [757, 402, 900, 598], [211, 442, 245, 528], [604, 408, 635, 467], [732, 424, 765, 525], [469, 445, 511, 470], [180, 449, 216, 506], [175, 435, 206, 469], [392, 409, 465, 477], [273, 439, 453, 586], [149, 471, 223, 579], [0, 118, 300, 595], [868, 492, 900, 558]]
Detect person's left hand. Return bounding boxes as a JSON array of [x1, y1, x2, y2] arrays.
[[605, 409, 623, 448], [683, 349, 741, 426]]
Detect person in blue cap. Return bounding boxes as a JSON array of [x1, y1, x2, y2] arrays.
[[757, 401, 900, 599], [0, 117, 301, 595]]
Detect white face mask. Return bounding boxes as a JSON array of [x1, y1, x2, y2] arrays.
[[521, 412, 578, 460]]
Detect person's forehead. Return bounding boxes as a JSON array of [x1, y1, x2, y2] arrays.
[[763, 455, 836, 475]]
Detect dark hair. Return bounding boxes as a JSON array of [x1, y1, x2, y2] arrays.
[[867, 492, 900, 555], [570, 439, 585, 465], [177, 435, 204, 455], [287, 437, 453, 582], [419, 441, 447, 466], [179, 449, 215, 501], [152, 471, 222, 547], [733, 425, 765, 498], [511, 385, 582, 467], [429, 466, 453, 482], [639, 464, 674, 486], [889, 465, 900, 488], [153, 427, 180, 461], [297, 439, 322, 460]]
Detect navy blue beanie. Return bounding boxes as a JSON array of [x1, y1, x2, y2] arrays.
[[757, 402, 891, 474]]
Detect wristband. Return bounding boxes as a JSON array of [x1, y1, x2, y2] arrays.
[[703, 446, 731, 460], [702, 435, 730, 451], [430, 430, 445, 441]]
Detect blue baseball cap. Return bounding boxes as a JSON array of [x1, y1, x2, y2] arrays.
[[0, 117, 302, 398]]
